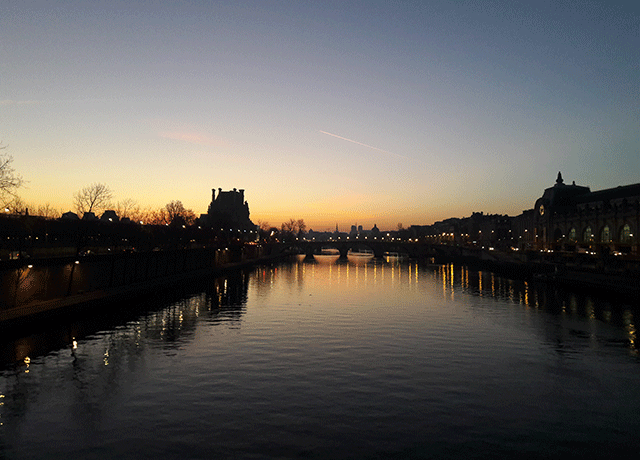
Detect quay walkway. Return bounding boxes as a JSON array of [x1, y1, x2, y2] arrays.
[[0, 246, 283, 327]]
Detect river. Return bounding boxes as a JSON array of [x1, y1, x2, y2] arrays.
[[1, 257, 639, 459]]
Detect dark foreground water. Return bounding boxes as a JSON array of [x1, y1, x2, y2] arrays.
[[1, 258, 639, 459]]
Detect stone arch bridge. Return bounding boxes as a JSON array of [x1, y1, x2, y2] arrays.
[[272, 240, 442, 259]]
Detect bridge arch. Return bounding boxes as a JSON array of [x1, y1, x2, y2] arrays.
[[274, 240, 437, 260]]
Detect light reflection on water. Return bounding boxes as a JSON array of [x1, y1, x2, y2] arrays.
[[1, 259, 639, 459]]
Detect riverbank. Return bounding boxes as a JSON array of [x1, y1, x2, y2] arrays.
[[437, 247, 640, 298], [0, 252, 285, 328]]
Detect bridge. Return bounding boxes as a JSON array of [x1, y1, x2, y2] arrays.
[[272, 239, 442, 259]]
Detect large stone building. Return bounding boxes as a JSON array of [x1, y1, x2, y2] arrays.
[[529, 172, 639, 253], [416, 173, 639, 255], [199, 188, 255, 231]]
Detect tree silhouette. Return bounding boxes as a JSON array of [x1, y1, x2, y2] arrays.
[[73, 183, 113, 216], [280, 218, 306, 241], [0, 144, 24, 207], [148, 201, 195, 226], [116, 198, 143, 222], [165, 200, 196, 226], [35, 203, 60, 219]]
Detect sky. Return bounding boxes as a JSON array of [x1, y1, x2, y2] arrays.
[[1, 0, 638, 231]]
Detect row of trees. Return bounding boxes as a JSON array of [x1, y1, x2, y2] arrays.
[[4, 181, 197, 227], [256, 218, 307, 242], [2, 144, 304, 234], [71, 183, 197, 226], [1, 149, 196, 226], [1, 144, 24, 209]]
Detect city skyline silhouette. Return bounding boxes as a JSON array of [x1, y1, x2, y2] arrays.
[[2, 1, 638, 231]]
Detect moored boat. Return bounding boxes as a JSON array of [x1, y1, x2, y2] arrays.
[[347, 248, 374, 263], [383, 251, 409, 263], [313, 247, 340, 263]]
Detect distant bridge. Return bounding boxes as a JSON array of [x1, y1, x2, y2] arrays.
[[272, 240, 443, 259]]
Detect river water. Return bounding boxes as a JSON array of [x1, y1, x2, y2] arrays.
[[1, 257, 639, 459]]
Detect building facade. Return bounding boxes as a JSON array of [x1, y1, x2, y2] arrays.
[[531, 172, 639, 254], [199, 188, 255, 231], [418, 173, 639, 256]]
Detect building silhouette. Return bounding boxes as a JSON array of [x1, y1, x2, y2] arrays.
[[414, 172, 639, 255], [531, 172, 639, 252], [199, 188, 255, 231]]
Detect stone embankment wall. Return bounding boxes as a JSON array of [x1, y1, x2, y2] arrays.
[[0, 245, 269, 313]]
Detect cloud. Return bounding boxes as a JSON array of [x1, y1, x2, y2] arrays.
[[159, 131, 229, 149], [319, 130, 408, 160]]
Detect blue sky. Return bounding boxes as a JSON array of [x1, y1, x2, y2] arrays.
[[1, 0, 638, 230]]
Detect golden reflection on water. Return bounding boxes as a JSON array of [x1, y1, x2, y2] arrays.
[[586, 299, 596, 320], [450, 264, 454, 300], [297, 258, 423, 293], [570, 295, 578, 315], [624, 310, 637, 354], [329, 261, 640, 360], [4, 258, 639, 379]]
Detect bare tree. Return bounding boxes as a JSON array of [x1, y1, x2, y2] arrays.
[[280, 218, 307, 241], [257, 220, 271, 240], [4, 196, 27, 214], [281, 218, 297, 234], [147, 201, 195, 226], [280, 219, 306, 235], [136, 206, 156, 225], [296, 219, 307, 236], [73, 183, 113, 216], [165, 200, 196, 226], [116, 198, 142, 221], [35, 203, 60, 219], [0, 144, 24, 207], [147, 207, 170, 226]]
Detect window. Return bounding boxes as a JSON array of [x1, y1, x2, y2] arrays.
[[620, 224, 631, 243], [583, 227, 593, 242], [568, 228, 576, 242], [601, 226, 611, 243]]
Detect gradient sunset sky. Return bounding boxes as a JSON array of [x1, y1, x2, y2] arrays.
[[1, 0, 638, 230]]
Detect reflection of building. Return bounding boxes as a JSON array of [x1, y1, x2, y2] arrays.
[[529, 172, 639, 253], [200, 188, 255, 230]]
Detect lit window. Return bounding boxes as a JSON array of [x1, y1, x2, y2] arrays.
[[621, 224, 631, 243]]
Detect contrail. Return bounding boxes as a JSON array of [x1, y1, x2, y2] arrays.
[[319, 130, 408, 159]]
